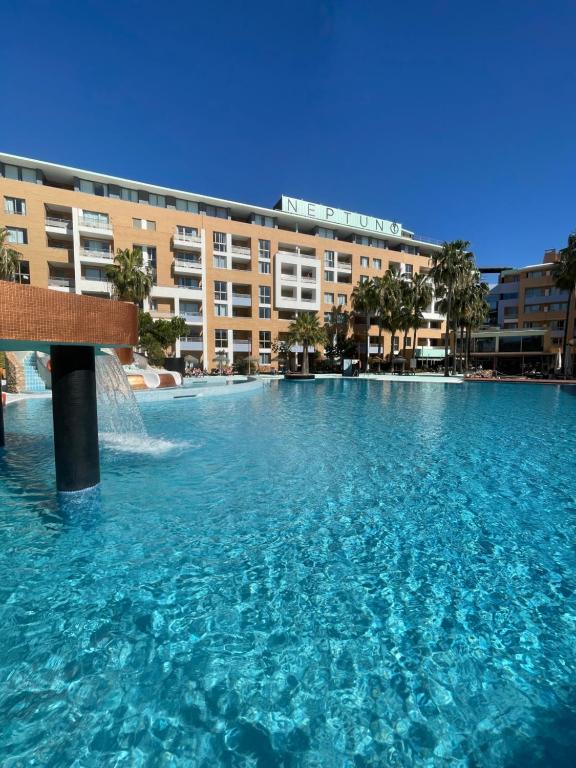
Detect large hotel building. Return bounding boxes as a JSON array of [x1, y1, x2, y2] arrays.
[[0, 152, 447, 369]]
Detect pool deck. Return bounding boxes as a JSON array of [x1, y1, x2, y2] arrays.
[[466, 376, 576, 385]]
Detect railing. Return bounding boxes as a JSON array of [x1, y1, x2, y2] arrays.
[[79, 216, 111, 230], [231, 245, 251, 257], [48, 277, 75, 289], [150, 310, 175, 319], [181, 312, 203, 322], [232, 293, 252, 305], [174, 258, 201, 269], [301, 275, 317, 283], [411, 233, 444, 245], [300, 297, 317, 303], [280, 273, 297, 281], [80, 248, 113, 260], [45, 217, 72, 229], [174, 231, 202, 245], [336, 262, 352, 271], [233, 341, 251, 351]]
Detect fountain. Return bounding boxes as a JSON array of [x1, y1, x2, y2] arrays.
[[95, 353, 147, 442]]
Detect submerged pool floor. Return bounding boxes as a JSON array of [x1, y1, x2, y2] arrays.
[[1, 380, 576, 766]]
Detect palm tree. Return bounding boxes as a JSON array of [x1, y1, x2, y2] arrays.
[[430, 240, 474, 376], [553, 232, 576, 378], [106, 247, 153, 304], [323, 305, 351, 366], [406, 272, 434, 360], [463, 282, 490, 371], [0, 227, 22, 281], [351, 279, 378, 367], [374, 268, 402, 359], [287, 312, 327, 375]]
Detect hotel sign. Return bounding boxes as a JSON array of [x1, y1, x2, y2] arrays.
[[280, 195, 401, 237]]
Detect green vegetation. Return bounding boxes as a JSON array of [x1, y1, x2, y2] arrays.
[[553, 231, 576, 377], [286, 313, 327, 375], [0, 227, 22, 281], [106, 247, 154, 303], [138, 311, 187, 367]]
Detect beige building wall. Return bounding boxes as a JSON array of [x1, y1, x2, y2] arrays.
[[0, 159, 447, 369]]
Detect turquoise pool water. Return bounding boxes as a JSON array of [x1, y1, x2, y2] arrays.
[[1, 380, 576, 767]]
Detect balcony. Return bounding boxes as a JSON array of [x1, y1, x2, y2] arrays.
[[78, 216, 113, 238], [181, 312, 203, 324], [232, 293, 252, 307], [150, 310, 175, 319], [336, 261, 352, 273], [173, 230, 202, 250], [80, 247, 114, 265], [45, 217, 73, 237], [48, 277, 75, 293], [79, 277, 111, 295], [280, 271, 298, 282], [180, 337, 203, 351], [173, 257, 202, 274], [301, 274, 318, 284], [152, 283, 202, 300], [230, 245, 251, 260], [233, 340, 252, 352]]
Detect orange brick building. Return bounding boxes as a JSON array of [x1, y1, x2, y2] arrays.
[[0, 152, 447, 369]]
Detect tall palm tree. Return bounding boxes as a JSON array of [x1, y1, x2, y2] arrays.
[[553, 232, 576, 378], [287, 312, 327, 375], [374, 268, 402, 358], [463, 282, 490, 371], [106, 247, 153, 304], [430, 240, 474, 376], [0, 227, 22, 281], [323, 304, 351, 364], [406, 272, 434, 359], [351, 279, 378, 366]]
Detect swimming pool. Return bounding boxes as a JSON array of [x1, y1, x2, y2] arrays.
[[1, 380, 575, 766]]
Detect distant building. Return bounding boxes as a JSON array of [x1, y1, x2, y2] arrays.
[[472, 249, 575, 374]]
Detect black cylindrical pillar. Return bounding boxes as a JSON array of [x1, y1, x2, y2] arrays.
[[0, 383, 5, 448], [50, 345, 100, 492]]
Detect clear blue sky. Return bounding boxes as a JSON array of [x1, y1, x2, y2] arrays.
[[1, 0, 575, 267]]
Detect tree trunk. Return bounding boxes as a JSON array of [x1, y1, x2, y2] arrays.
[[302, 344, 309, 375], [453, 318, 458, 374], [465, 324, 471, 372], [412, 325, 417, 359], [563, 286, 573, 378], [459, 324, 465, 374], [444, 288, 452, 376]]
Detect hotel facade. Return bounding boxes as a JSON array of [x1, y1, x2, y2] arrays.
[[0, 153, 447, 369], [471, 249, 575, 374]]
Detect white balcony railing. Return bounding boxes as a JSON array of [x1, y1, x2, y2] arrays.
[[174, 231, 202, 245], [280, 273, 298, 282], [80, 248, 113, 261], [231, 245, 251, 257], [232, 293, 252, 306], [174, 258, 202, 270], [48, 277, 75, 289], [181, 312, 203, 323], [301, 275, 317, 283], [45, 217, 73, 230], [79, 216, 112, 231]]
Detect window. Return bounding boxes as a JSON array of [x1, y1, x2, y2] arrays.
[[5, 227, 27, 244], [259, 331, 271, 349], [259, 261, 271, 274], [324, 250, 335, 268], [214, 254, 227, 269], [135, 245, 156, 269], [259, 353, 272, 365], [83, 239, 110, 254], [360, 256, 369, 268], [214, 281, 228, 301], [360, 275, 368, 284], [82, 210, 109, 227], [213, 231, 227, 252], [175, 199, 199, 213], [177, 277, 200, 288], [524, 304, 541, 313], [215, 329, 228, 348], [525, 287, 546, 298], [404, 337, 412, 347], [324, 292, 334, 304], [548, 303, 568, 312], [14, 259, 30, 284], [258, 239, 271, 259], [404, 264, 414, 276], [203, 204, 228, 219], [259, 306, 271, 319], [177, 225, 198, 237], [315, 227, 335, 239], [1, 164, 37, 183], [373, 258, 381, 270], [338, 294, 347, 306], [393, 336, 399, 351], [259, 285, 271, 305], [84, 267, 106, 281], [252, 214, 275, 228], [324, 271, 334, 282], [215, 304, 228, 317], [133, 218, 156, 230], [4, 197, 26, 215]]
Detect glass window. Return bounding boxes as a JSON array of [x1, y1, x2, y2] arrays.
[[258, 239, 271, 259], [4, 197, 26, 215], [6, 227, 27, 244], [258, 261, 271, 274], [213, 232, 227, 252], [203, 204, 228, 219], [252, 214, 275, 227], [177, 225, 198, 237], [324, 271, 334, 282], [259, 331, 271, 348], [360, 275, 368, 284], [82, 210, 109, 227], [324, 292, 334, 304], [404, 264, 414, 275], [133, 218, 143, 229], [499, 335, 522, 353], [259, 353, 272, 364], [215, 304, 228, 317], [177, 277, 200, 288], [21, 168, 36, 183], [373, 258, 381, 270], [214, 281, 228, 301], [324, 250, 335, 268], [360, 256, 369, 267], [214, 254, 227, 269], [4, 164, 19, 180], [259, 285, 271, 304], [259, 306, 271, 319], [215, 329, 228, 348], [404, 337, 412, 347], [338, 294, 347, 305]]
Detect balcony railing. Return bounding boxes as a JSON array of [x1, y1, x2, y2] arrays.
[[80, 248, 113, 260], [231, 245, 251, 258], [280, 272, 298, 281], [301, 275, 317, 283], [232, 293, 252, 306], [174, 258, 202, 270], [233, 340, 252, 352], [150, 310, 175, 319], [79, 217, 112, 231], [48, 277, 75, 289], [181, 312, 203, 322], [45, 217, 73, 230], [174, 231, 202, 245]]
